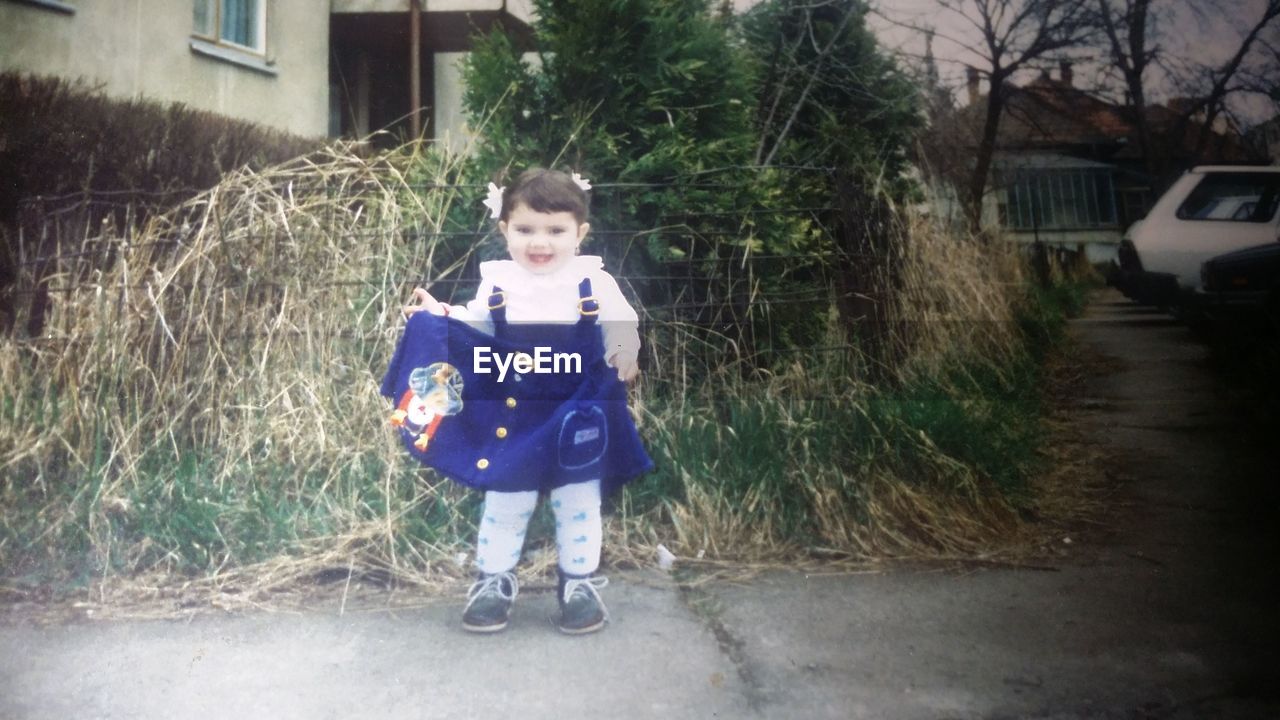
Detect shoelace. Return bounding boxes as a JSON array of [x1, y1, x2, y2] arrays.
[[562, 576, 610, 621], [465, 571, 519, 612]]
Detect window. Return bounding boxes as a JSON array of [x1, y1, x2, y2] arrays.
[[194, 0, 264, 53], [1002, 169, 1118, 230], [1175, 172, 1280, 223]]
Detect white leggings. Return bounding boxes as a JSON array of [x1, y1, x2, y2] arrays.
[[473, 480, 602, 576]]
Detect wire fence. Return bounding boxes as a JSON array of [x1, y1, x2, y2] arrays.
[[3, 172, 912, 375]]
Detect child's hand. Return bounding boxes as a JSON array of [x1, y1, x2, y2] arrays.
[[609, 351, 640, 383], [403, 288, 445, 318]]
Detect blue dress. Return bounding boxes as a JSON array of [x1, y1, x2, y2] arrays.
[[381, 278, 653, 496]]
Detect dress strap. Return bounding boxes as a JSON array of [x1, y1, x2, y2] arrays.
[[577, 278, 599, 324], [488, 285, 508, 325]]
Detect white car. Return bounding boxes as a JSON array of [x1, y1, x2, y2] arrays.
[[1115, 166, 1280, 307]]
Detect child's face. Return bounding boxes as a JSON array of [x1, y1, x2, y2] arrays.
[[499, 202, 589, 276]]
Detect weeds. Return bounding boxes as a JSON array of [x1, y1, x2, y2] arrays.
[[2, 142, 476, 597], [1, 142, 1090, 610]]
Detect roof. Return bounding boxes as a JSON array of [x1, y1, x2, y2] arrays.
[[994, 152, 1116, 170], [995, 74, 1132, 148], [950, 71, 1257, 167]]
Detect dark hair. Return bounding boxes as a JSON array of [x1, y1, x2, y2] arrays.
[[500, 168, 589, 223]]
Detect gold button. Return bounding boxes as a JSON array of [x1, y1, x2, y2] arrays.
[[505, 397, 517, 408], [476, 458, 489, 470], [495, 427, 508, 439]]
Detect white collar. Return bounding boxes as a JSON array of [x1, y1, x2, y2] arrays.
[[479, 255, 604, 290]]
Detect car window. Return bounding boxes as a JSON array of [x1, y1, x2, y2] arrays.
[[1176, 172, 1280, 223]]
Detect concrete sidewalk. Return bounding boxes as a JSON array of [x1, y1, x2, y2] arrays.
[[1, 574, 753, 719], [3, 292, 1278, 719], [3, 561, 1275, 719]]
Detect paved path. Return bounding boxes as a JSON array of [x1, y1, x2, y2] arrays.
[[3, 290, 1278, 719]]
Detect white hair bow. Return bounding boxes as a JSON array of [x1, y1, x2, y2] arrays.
[[482, 182, 504, 220], [480, 173, 591, 219]]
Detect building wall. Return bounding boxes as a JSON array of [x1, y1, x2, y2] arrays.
[[1007, 229, 1121, 265], [0, 0, 329, 137], [433, 51, 470, 153]]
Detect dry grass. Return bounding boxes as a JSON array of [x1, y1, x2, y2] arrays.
[[892, 213, 1026, 380], [1, 145, 1101, 618], [2, 142, 483, 600], [615, 209, 1093, 571]]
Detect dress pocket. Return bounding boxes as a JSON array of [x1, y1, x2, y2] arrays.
[[556, 405, 609, 470]]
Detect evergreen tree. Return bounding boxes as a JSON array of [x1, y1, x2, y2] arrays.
[[741, 0, 923, 371], [743, 0, 921, 192], [458, 0, 922, 363], [462, 0, 756, 233]]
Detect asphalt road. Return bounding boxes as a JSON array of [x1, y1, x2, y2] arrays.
[[2, 290, 1278, 719]]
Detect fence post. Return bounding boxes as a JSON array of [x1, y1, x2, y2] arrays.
[[831, 171, 900, 383], [1031, 240, 1051, 288]]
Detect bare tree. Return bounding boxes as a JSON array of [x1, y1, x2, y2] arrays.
[[751, 1, 862, 167], [1096, 0, 1280, 186], [1235, 16, 1280, 112], [1179, 0, 1280, 161], [969, 0, 1095, 234], [748, 0, 920, 171], [1095, 0, 1158, 173], [886, 0, 1094, 234]]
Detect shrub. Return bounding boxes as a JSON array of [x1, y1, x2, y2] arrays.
[[0, 72, 325, 225], [0, 71, 330, 335]]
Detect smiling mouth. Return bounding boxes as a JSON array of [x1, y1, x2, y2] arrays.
[[526, 252, 555, 264]]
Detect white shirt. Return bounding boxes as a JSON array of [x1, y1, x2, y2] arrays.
[[443, 255, 641, 362]]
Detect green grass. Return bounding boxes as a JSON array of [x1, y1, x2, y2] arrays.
[[636, 350, 1048, 545], [1, 252, 1093, 591], [631, 275, 1090, 551], [2, 275, 1089, 587], [0, 446, 476, 587], [1019, 279, 1091, 359]]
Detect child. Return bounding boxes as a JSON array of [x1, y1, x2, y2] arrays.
[[387, 168, 651, 634]]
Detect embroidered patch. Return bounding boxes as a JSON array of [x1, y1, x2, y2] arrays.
[[391, 362, 464, 454], [574, 427, 601, 445]]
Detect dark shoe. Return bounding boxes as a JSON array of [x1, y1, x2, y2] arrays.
[[557, 572, 609, 635], [462, 571, 518, 633]]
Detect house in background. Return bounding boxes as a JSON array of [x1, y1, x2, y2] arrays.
[[1246, 115, 1280, 164], [0, 0, 534, 146], [330, 0, 535, 150], [940, 61, 1260, 263], [1, 0, 331, 136]]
